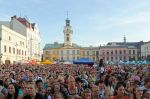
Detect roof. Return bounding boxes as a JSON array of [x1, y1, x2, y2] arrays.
[[107, 41, 144, 48], [72, 43, 81, 48], [43, 42, 81, 50], [43, 42, 64, 50], [127, 46, 137, 49], [100, 45, 128, 48]]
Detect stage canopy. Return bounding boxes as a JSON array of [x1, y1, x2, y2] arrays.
[[41, 60, 54, 65], [73, 58, 94, 64]]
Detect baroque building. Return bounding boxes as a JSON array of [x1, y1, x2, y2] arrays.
[[43, 18, 141, 63], [0, 15, 41, 64]]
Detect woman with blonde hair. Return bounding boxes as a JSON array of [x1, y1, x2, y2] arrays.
[[81, 88, 91, 99], [104, 88, 113, 99]]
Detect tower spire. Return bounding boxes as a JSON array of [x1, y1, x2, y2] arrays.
[[123, 35, 126, 44], [67, 11, 68, 18], [63, 13, 73, 47], [66, 11, 70, 26]]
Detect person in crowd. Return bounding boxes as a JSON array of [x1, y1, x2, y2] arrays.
[[6, 83, 19, 99], [53, 92, 63, 99], [96, 59, 105, 80], [18, 79, 27, 99], [104, 88, 113, 99], [140, 77, 150, 90], [133, 86, 143, 99], [44, 86, 53, 99], [0, 61, 149, 99], [23, 83, 44, 99], [113, 84, 129, 99], [0, 80, 8, 97], [98, 80, 105, 99], [91, 85, 100, 99], [143, 89, 150, 99], [75, 77, 84, 96], [36, 80, 44, 94], [81, 88, 91, 99]]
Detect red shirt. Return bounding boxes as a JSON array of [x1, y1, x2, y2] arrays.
[[113, 96, 129, 99]]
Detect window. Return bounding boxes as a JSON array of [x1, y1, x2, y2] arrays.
[[107, 51, 109, 55], [67, 56, 69, 60], [83, 51, 85, 55], [67, 50, 69, 54], [129, 50, 131, 54], [17, 49, 19, 55], [96, 51, 99, 56], [92, 51, 95, 55], [73, 57, 75, 60], [61, 57, 63, 60], [120, 50, 122, 54], [22, 50, 24, 55], [133, 50, 135, 54], [111, 57, 113, 61], [115, 50, 117, 54], [9, 36, 11, 41], [115, 57, 118, 60], [120, 56, 122, 61], [102, 51, 105, 55], [124, 50, 126, 54], [124, 56, 126, 61], [77, 50, 79, 54], [13, 48, 15, 54], [107, 57, 109, 61], [111, 50, 113, 55], [87, 51, 89, 55], [57, 50, 59, 54], [133, 56, 135, 60], [9, 47, 11, 53], [61, 50, 63, 55], [67, 37, 69, 41], [4, 45, 7, 52], [72, 50, 75, 54]]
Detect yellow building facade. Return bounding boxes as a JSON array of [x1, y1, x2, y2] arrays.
[[43, 18, 140, 63]]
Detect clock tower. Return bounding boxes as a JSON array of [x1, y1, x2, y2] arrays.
[[63, 18, 73, 47]]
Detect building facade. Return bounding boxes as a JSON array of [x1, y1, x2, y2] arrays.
[[141, 41, 150, 59], [99, 45, 138, 62], [0, 15, 41, 64], [43, 18, 140, 63]]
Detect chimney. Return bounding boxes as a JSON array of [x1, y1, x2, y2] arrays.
[[11, 15, 17, 20]]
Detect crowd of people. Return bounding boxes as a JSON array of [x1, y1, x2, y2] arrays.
[[0, 59, 149, 99]]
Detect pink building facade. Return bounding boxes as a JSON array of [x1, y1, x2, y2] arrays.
[[98, 46, 137, 62]]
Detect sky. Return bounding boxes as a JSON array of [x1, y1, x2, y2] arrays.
[[0, 0, 150, 48]]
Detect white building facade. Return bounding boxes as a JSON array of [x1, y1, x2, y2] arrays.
[[141, 42, 150, 58], [0, 15, 41, 64]]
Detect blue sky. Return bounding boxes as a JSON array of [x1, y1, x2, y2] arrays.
[[0, 0, 150, 48]]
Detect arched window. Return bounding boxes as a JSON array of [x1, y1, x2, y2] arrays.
[[67, 37, 69, 41]]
